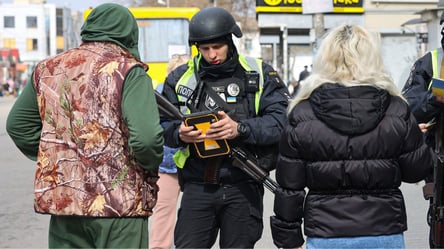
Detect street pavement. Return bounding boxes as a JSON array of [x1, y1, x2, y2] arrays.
[[0, 95, 430, 248]]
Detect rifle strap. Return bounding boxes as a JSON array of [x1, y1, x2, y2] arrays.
[[205, 84, 236, 113], [204, 156, 223, 185], [424, 182, 434, 200]]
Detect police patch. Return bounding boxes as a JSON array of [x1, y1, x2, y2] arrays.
[[177, 85, 194, 98], [227, 83, 240, 97], [205, 95, 219, 111]]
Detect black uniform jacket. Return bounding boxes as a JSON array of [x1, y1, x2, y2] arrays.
[[402, 51, 444, 148], [402, 51, 441, 123], [271, 83, 434, 248], [161, 58, 289, 184]]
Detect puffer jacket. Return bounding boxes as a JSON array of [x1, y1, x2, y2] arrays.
[[270, 83, 434, 248]]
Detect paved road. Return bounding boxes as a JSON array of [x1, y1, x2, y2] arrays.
[[0, 95, 430, 248]]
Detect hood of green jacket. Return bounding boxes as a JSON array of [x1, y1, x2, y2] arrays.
[[80, 3, 141, 60]]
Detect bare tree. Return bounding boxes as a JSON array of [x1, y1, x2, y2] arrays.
[[231, 0, 258, 33], [114, 0, 257, 32]]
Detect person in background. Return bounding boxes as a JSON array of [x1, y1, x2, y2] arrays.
[[6, 3, 164, 248], [1, 78, 15, 96], [149, 54, 190, 249], [298, 65, 310, 83], [161, 7, 289, 248], [271, 24, 433, 249], [288, 78, 299, 98]]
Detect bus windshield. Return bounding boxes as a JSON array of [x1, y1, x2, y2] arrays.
[[138, 18, 191, 63]]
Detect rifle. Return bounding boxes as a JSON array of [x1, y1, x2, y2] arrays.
[[155, 91, 280, 193], [230, 147, 279, 193], [431, 113, 444, 248]]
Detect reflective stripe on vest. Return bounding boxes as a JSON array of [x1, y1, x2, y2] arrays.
[[428, 48, 443, 90], [175, 54, 264, 114], [173, 54, 264, 168]]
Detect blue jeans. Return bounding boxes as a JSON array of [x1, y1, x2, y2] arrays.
[[307, 233, 405, 249]]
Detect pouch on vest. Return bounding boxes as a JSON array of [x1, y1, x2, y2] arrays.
[[245, 71, 259, 93]]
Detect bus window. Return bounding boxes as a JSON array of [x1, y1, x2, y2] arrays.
[[138, 18, 190, 63], [84, 7, 199, 85]]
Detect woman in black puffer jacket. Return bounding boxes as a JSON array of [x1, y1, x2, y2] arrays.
[[270, 24, 434, 249]]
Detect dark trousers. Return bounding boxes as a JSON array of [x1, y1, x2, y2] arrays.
[[174, 181, 264, 248]]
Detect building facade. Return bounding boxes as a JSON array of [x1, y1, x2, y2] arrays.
[[0, 1, 81, 84], [256, 0, 438, 89], [1, 0, 442, 90]]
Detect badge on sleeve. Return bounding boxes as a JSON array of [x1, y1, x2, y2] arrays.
[[268, 71, 286, 87]]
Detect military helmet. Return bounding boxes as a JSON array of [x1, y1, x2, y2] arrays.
[[189, 7, 242, 45]]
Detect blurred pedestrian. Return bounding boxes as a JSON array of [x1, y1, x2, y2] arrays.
[[271, 24, 434, 249], [298, 65, 310, 83], [288, 79, 299, 98], [6, 3, 164, 248], [149, 54, 190, 249]]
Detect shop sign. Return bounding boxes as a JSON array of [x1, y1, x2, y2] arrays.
[[256, 0, 364, 14]]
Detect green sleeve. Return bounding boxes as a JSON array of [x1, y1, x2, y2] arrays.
[[122, 67, 164, 170], [6, 78, 42, 161]]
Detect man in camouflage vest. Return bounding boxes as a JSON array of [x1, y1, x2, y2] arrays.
[[6, 3, 164, 248]]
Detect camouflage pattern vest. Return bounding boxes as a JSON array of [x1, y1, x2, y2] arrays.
[[32, 42, 158, 217]]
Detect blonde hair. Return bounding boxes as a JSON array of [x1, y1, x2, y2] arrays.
[[289, 24, 403, 113], [167, 54, 191, 74]]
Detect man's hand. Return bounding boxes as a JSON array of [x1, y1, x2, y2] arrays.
[[418, 123, 428, 133], [418, 118, 436, 133], [178, 122, 205, 143], [205, 111, 239, 140], [437, 96, 444, 103]]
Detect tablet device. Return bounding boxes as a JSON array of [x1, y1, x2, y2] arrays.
[[184, 112, 231, 158]]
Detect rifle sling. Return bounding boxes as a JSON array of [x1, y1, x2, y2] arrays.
[[204, 156, 223, 184], [204, 84, 236, 114]]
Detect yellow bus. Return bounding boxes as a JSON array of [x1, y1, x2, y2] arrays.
[[84, 7, 199, 87]]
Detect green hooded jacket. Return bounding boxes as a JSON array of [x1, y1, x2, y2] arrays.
[[6, 3, 164, 170]]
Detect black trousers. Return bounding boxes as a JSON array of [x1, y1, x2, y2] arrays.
[[174, 181, 264, 248]]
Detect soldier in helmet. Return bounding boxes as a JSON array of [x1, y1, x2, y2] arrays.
[[161, 7, 290, 248], [402, 11, 444, 249]]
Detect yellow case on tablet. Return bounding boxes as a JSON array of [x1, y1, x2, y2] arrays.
[[184, 112, 230, 158]]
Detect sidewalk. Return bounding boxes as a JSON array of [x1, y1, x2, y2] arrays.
[[0, 95, 50, 248]]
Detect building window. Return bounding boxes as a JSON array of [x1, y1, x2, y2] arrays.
[[27, 16, 37, 28], [56, 9, 64, 36], [3, 38, 16, 48], [4, 16, 15, 28], [27, 38, 38, 51]]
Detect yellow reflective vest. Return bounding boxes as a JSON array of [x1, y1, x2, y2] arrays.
[[173, 54, 264, 168]]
